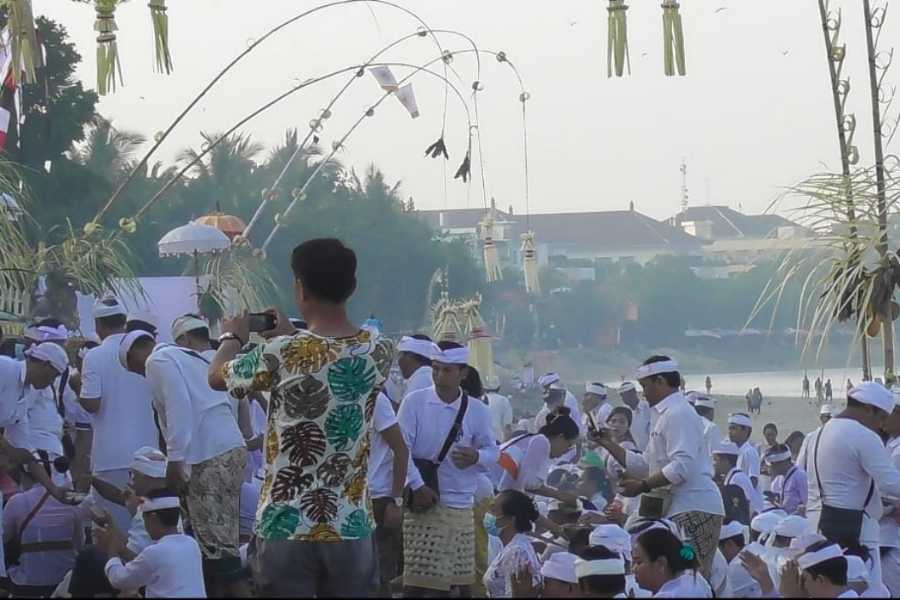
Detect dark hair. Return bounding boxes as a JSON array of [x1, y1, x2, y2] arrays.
[[636, 528, 699, 575], [578, 545, 627, 596], [97, 313, 126, 330], [540, 407, 579, 441], [402, 333, 433, 367], [497, 490, 539, 533], [847, 397, 878, 413], [608, 405, 633, 427], [461, 366, 484, 398], [802, 541, 848, 585], [763, 423, 778, 434], [144, 488, 181, 528], [567, 526, 592, 557], [545, 388, 566, 405], [641, 355, 680, 388], [717, 452, 738, 467], [184, 326, 210, 343], [126, 320, 157, 336], [290, 238, 357, 304], [437, 340, 463, 351], [718, 520, 746, 550], [765, 444, 791, 462], [785, 431, 805, 448]]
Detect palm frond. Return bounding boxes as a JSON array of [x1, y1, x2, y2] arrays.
[[198, 248, 276, 318]]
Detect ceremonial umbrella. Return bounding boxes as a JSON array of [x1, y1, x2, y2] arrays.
[[194, 212, 247, 240], [158, 221, 230, 304]]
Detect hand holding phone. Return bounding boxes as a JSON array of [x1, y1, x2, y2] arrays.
[[248, 312, 277, 333]]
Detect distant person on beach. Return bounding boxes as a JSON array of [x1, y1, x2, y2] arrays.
[[815, 377, 823, 403], [802, 374, 810, 400], [825, 379, 833, 402], [705, 376, 712, 394]]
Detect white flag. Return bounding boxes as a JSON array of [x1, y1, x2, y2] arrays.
[[395, 84, 420, 119], [369, 66, 398, 92]]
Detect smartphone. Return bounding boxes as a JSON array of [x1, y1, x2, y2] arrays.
[[586, 411, 598, 433], [248, 313, 276, 333]]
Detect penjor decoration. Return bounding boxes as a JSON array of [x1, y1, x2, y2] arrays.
[[7, 0, 40, 85], [94, 0, 123, 96], [520, 231, 540, 294], [607, 0, 630, 77], [461, 295, 495, 380], [149, 0, 173, 74], [480, 202, 503, 283], [661, 0, 687, 77]]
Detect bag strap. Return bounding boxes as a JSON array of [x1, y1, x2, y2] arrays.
[[813, 420, 876, 512], [54, 369, 69, 420], [435, 394, 469, 465], [500, 432, 536, 452], [16, 491, 52, 546]]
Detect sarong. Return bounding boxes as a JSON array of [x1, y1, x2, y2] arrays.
[[403, 504, 475, 591], [672, 511, 723, 580]]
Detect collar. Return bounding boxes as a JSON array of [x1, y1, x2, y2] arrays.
[[427, 388, 463, 407], [725, 467, 741, 483], [408, 365, 432, 381], [652, 391, 683, 414]]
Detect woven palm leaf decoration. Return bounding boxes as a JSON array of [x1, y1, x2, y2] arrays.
[[520, 231, 540, 294], [480, 206, 503, 283], [463, 295, 494, 379], [432, 297, 464, 344], [95, 0, 123, 95], [662, 0, 686, 77], [7, 0, 41, 85], [149, 0, 173, 74], [607, 0, 630, 77]]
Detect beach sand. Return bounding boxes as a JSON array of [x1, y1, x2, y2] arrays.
[[710, 394, 832, 444]]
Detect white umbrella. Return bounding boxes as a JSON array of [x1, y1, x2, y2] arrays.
[[158, 221, 231, 303]]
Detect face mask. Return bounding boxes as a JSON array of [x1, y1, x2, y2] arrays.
[[483, 513, 500, 537], [13, 343, 24, 360]]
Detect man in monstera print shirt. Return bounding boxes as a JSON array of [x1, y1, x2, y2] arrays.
[[209, 239, 395, 597]]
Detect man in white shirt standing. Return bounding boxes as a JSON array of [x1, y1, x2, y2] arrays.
[[618, 382, 651, 451], [399, 342, 498, 597], [582, 382, 612, 431], [728, 412, 761, 489], [484, 376, 513, 443], [596, 356, 724, 578], [121, 330, 247, 597], [397, 335, 437, 402], [79, 298, 159, 535], [688, 392, 722, 457], [537, 373, 583, 435]]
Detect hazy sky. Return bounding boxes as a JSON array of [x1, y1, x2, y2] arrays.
[[34, 0, 898, 221]]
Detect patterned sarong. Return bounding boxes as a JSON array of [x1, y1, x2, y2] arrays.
[[672, 511, 723, 579], [403, 504, 475, 591], [183, 446, 247, 562]]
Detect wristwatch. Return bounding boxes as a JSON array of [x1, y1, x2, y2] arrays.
[[218, 332, 245, 347], [392, 496, 404, 508]]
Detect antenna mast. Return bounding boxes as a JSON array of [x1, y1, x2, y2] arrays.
[[680, 158, 689, 213]]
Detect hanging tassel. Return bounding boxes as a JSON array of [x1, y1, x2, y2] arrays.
[[149, 0, 173, 74], [480, 212, 503, 283], [607, 0, 630, 77], [662, 0, 687, 77], [521, 231, 541, 294], [95, 0, 123, 96], [7, 0, 41, 85], [467, 322, 495, 381]]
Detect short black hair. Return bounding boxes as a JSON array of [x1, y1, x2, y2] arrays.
[[437, 340, 463, 351], [291, 238, 357, 304], [126, 320, 157, 336], [97, 313, 126, 329], [461, 366, 484, 398], [803, 541, 848, 585], [717, 452, 738, 467], [185, 327, 211, 343], [763, 423, 778, 434], [539, 407, 579, 441], [578, 545, 627, 596], [637, 528, 699, 575], [641, 355, 680, 388], [144, 488, 181, 527]]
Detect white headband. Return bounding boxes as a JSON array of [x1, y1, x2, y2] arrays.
[[719, 520, 746, 542], [538, 372, 560, 387], [575, 558, 626, 578], [797, 543, 844, 571], [585, 383, 607, 397], [25, 324, 69, 342], [695, 398, 716, 409], [432, 346, 469, 365], [171, 315, 208, 342], [765, 450, 792, 464], [773, 515, 809, 539], [635, 359, 679, 380], [589, 525, 631, 557], [728, 413, 752, 428], [820, 404, 834, 415], [540, 552, 579, 584], [25, 343, 69, 374], [848, 382, 894, 413], [130, 446, 167, 479], [118, 330, 155, 369], [398, 336, 439, 360], [618, 382, 636, 393], [141, 496, 181, 513], [713, 441, 740, 456], [93, 298, 126, 319]]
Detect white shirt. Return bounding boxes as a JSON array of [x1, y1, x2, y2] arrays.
[[240, 478, 261, 538], [483, 533, 542, 598], [737, 441, 761, 484], [626, 400, 652, 450], [725, 467, 764, 515], [624, 392, 724, 518], [882, 436, 900, 548], [803, 418, 900, 546], [145, 344, 244, 465], [80, 334, 159, 472], [710, 549, 729, 597], [399, 387, 499, 509], [125, 505, 183, 555], [655, 571, 713, 597], [486, 392, 514, 443], [3, 485, 84, 586], [701, 417, 722, 458], [722, 556, 762, 598], [626, 574, 653, 598], [105, 533, 206, 598], [404, 366, 434, 401], [498, 434, 550, 492], [367, 392, 400, 499], [584, 401, 613, 432], [22, 386, 64, 456], [0, 357, 28, 427]]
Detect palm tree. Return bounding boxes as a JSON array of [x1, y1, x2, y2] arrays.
[[177, 132, 263, 216]]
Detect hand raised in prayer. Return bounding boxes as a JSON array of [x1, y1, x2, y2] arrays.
[[166, 461, 189, 497], [618, 478, 644, 498], [259, 308, 297, 340], [510, 564, 540, 598], [450, 446, 479, 469], [739, 550, 775, 595], [222, 311, 251, 347], [412, 486, 438, 511], [779, 560, 804, 599]]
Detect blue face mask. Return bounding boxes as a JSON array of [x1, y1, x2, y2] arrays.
[[483, 513, 500, 537], [13, 343, 24, 360]]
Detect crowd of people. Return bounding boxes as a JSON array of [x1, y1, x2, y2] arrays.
[[1, 237, 900, 597]]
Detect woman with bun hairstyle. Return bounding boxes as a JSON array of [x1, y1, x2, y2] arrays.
[[496, 406, 580, 499], [632, 527, 712, 597], [482, 489, 542, 597]]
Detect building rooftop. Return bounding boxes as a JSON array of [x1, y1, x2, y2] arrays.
[[671, 205, 800, 239]]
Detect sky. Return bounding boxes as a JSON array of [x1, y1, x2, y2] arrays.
[[34, 0, 898, 222]]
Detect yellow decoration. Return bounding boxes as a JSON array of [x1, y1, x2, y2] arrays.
[[662, 0, 687, 77], [462, 296, 494, 380], [520, 231, 541, 294], [95, 0, 123, 95], [7, 0, 41, 85], [83, 222, 100, 236], [118, 217, 136, 234], [149, 0, 173, 74], [607, 0, 630, 77], [479, 207, 503, 283]]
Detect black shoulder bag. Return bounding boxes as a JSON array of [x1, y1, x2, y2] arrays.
[[812, 420, 875, 548], [405, 394, 469, 511]]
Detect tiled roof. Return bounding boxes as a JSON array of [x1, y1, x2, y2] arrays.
[[672, 206, 799, 239]]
